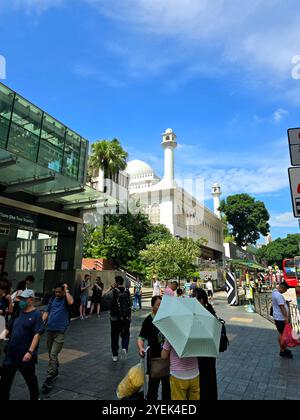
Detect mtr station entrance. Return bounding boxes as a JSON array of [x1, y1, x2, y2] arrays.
[[0, 82, 105, 296]]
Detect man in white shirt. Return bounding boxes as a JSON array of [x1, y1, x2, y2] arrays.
[[272, 282, 292, 359], [206, 280, 214, 303]]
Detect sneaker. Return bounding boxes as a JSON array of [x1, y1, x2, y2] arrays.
[[280, 350, 293, 359], [112, 356, 118, 362], [120, 349, 127, 360], [80, 316, 84, 320], [42, 376, 56, 394]]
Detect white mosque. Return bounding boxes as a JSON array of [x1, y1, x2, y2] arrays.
[[125, 129, 224, 262], [85, 128, 224, 263]]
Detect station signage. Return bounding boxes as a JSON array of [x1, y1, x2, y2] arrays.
[[0, 206, 38, 227]]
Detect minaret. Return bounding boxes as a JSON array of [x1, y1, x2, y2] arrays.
[[212, 183, 222, 219], [161, 128, 177, 186]]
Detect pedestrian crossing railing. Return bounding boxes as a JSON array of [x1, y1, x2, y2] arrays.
[[254, 292, 274, 324], [289, 304, 300, 335]]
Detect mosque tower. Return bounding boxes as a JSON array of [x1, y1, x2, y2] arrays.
[[212, 183, 222, 219], [161, 128, 177, 186]]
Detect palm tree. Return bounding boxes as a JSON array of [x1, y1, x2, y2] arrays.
[[88, 139, 128, 188], [88, 139, 128, 239]]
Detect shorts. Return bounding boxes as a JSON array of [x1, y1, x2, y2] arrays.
[[208, 291, 213, 298], [91, 296, 102, 304], [275, 320, 285, 334], [80, 294, 89, 307]]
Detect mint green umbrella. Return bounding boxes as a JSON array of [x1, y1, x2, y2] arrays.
[[153, 296, 222, 358]]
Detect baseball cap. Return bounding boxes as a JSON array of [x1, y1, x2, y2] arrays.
[[280, 282, 290, 290], [20, 289, 35, 299]]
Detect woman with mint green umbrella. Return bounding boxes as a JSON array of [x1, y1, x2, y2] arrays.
[[194, 288, 218, 401]]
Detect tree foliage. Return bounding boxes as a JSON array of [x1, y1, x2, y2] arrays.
[[256, 234, 300, 268], [88, 138, 128, 181], [219, 194, 270, 247], [140, 237, 204, 280]]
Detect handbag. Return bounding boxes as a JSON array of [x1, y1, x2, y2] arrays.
[[150, 358, 170, 379]]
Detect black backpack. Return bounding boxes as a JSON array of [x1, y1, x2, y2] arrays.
[[116, 289, 131, 320], [219, 319, 229, 352]]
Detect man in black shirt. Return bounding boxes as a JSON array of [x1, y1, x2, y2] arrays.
[[105, 276, 132, 362], [137, 296, 171, 401]]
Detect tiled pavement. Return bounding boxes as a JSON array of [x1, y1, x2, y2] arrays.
[[8, 293, 300, 401]]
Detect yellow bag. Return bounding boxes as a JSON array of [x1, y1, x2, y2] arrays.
[[117, 363, 145, 399]]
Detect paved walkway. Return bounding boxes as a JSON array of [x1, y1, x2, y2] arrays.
[[8, 293, 300, 401]]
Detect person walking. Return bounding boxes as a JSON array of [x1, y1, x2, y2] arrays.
[[105, 276, 132, 362], [206, 279, 214, 303], [79, 274, 90, 320], [90, 277, 104, 317], [137, 296, 171, 401], [272, 282, 292, 358], [133, 279, 142, 312], [41, 283, 74, 394], [0, 281, 13, 323], [194, 288, 218, 401], [0, 290, 44, 400], [189, 278, 198, 297], [164, 281, 178, 297], [161, 339, 200, 401], [183, 280, 191, 297], [152, 278, 161, 297]]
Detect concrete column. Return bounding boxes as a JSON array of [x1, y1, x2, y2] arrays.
[[55, 223, 83, 270]]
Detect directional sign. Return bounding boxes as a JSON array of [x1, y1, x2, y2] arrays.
[[288, 128, 300, 166], [288, 167, 300, 218], [226, 271, 238, 306]]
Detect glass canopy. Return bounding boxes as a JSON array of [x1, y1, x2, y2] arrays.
[[0, 83, 113, 209]]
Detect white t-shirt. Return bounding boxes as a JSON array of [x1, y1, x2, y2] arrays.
[[153, 281, 161, 296], [272, 289, 288, 321], [206, 281, 213, 292]]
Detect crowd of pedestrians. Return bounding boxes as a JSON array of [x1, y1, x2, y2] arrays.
[[0, 271, 225, 401]]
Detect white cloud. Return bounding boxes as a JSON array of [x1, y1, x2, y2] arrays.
[[173, 137, 291, 198], [270, 212, 299, 228], [83, 0, 300, 91], [273, 108, 289, 124], [3, 0, 300, 98]]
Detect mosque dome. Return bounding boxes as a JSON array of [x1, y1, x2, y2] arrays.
[[126, 160, 156, 178]]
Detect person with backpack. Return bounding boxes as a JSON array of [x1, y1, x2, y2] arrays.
[[41, 283, 74, 393], [105, 276, 132, 362]]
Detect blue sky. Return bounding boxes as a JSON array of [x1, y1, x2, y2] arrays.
[[1, 0, 300, 241]]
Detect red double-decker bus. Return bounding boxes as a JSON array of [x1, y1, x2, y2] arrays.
[[283, 258, 300, 287]]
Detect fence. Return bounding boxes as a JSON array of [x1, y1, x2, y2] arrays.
[[254, 292, 274, 324]]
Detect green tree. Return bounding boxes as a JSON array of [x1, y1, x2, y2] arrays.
[[256, 234, 300, 268], [109, 210, 151, 251], [82, 224, 136, 267], [140, 238, 203, 281], [219, 194, 270, 247], [88, 138, 128, 184], [143, 224, 173, 246]]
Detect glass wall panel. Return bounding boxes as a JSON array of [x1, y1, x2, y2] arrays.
[[38, 139, 63, 173], [12, 95, 42, 137], [0, 84, 14, 120], [63, 129, 81, 179], [78, 139, 87, 183], [40, 114, 66, 149], [0, 115, 9, 148], [7, 120, 39, 161]]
